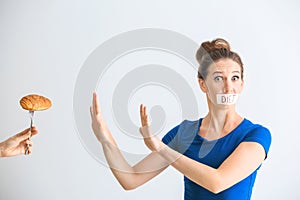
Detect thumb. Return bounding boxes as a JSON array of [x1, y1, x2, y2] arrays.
[[15, 129, 31, 142], [139, 126, 151, 138]]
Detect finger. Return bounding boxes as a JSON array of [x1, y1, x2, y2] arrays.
[[14, 129, 32, 142], [93, 92, 101, 115], [16, 128, 30, 137], [143, 105, 148, 120], [141, 104, 146, 117], [26, 147, 32, 155], [140, 104, 149, 127], [91, 93, 95, 115], [140, 104, 143, 115], [16, 127, 38, 138], [93, 92, 97, 114], [143, 105, 147, 116], [140, 104, 144, 121], [23, 144, 29, 155], [90, 106, 94, 118], [30, 126, 39, 137], [140, 104, 144, 125], [26, 140, 33, 147]]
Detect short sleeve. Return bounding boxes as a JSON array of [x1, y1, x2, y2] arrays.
[[243, 126, 272, 159], [162, 125, 180, 150]]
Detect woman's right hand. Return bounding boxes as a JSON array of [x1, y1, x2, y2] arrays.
[[90, 92, 111, 143], [139, 104, 164, 152]]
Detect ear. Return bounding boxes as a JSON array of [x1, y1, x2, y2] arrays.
[[240, 79, 245, 90], [198, 78, 208, 93]]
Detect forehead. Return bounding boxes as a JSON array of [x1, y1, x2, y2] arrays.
[[208, 59, 241, 74]]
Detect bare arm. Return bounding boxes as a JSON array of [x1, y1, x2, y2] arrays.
[[159, 141, 265, 193], [139, 105, 266, 194], [101, 142, 168, 190], [90, 93, 169, 190]]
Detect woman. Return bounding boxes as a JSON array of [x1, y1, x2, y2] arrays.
[[90, 38, 271, 199]]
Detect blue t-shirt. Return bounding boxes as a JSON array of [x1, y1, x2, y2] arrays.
[[162, 118, 271, 200]]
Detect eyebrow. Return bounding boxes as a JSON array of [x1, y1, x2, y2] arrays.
[[213, 71, 223, 75], [213, 70, 241, 75]]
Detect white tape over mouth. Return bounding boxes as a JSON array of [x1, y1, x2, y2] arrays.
[[216, 94, 239, 105]]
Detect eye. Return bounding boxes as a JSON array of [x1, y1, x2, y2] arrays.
[[232, 76, 240, 81], [214, 76, 223, 81]]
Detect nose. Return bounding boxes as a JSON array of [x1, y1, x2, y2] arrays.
[[223, 79, 234, 93]]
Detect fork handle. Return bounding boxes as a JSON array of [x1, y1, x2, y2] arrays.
[[25, 111, 34, 155]]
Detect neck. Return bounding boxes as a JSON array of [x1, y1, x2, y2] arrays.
[[201, 101, 243, 139]]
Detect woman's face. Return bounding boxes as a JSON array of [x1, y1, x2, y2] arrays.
[[199, 58, 244, 106]]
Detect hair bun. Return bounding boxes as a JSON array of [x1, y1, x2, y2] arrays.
[[196, 38, 231, 63], [202, 38, 231, 52]]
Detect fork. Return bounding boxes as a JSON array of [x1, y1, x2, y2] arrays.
[[25, 111, 34, 155]]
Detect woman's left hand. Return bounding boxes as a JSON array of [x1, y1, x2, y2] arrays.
[[139, 104, 163, 152]]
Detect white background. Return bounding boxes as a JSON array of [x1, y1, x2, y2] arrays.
[[0, 0, 299, 199]]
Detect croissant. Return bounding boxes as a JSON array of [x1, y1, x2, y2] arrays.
[[20, 94, 52, 111]]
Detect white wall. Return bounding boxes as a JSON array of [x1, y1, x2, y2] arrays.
[[0, 0, 299, 199]]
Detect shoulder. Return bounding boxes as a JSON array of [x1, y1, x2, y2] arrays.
[[242, 119, 271, 139], [162, 118, 200, 145], [162, 118, 200, 153], [179, 119, 199, 129], [242, 119, 272, 157]]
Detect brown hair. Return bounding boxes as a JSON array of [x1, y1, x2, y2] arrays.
[[196, 38, 244, 80]]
